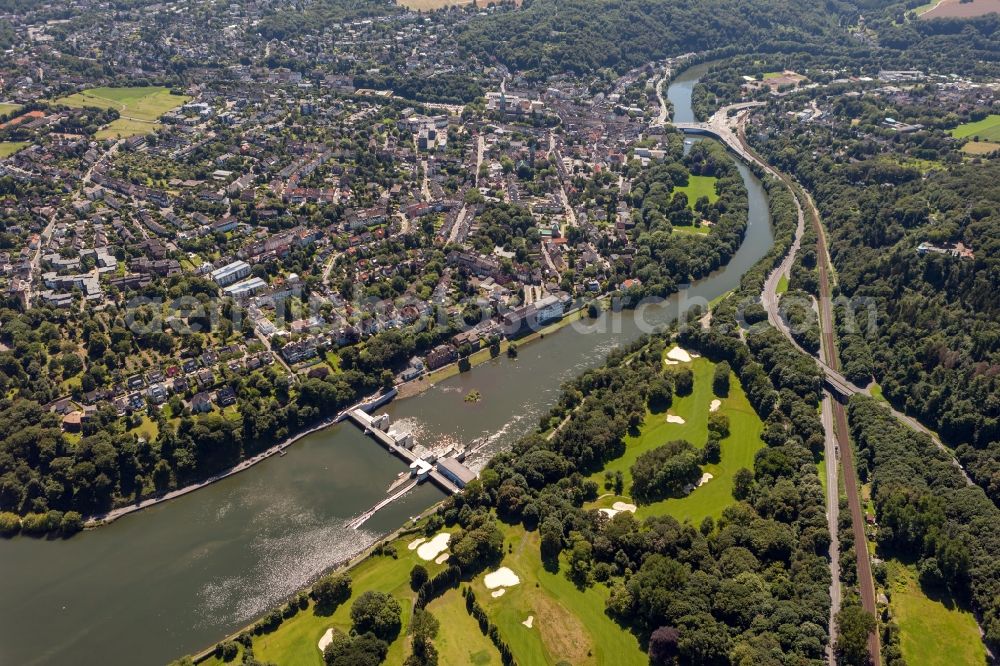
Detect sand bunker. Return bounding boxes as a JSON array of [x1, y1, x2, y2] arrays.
[[666, 414, 686, 424], [491, 589, 506, 598], [408, 537, 426, 551], [599, 508, 619, 518], [417, 533, 450, 561], [318, 628, 335, 652], [484, 567, 521, 589], [522, 615, 534, 628], [698, 472, 714, 487], [435, 553, 449, 564], [666, 347, 692, 363], [709, 399, 721, 413], [612, 501, 637, 513]]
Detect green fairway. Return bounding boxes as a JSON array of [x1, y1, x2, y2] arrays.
[[950, 115, 1000, 142], [587, 353, 764, 524], [470, 525, 646, 666], [887, 561, 987, 666], [55, 86, 189, 139], [426, 588, 502, 665], [673, 175, 719, 209], [0, 142, 27, 158], [249, 531, 447, 665]]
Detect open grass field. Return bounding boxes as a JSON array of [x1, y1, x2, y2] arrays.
[[471, 525, 646, 666], [587, 352, 764, 524], [0, 102, 21, 117], [55, 86, 190, 140], [96, 118, 158, 140], [962, 141, 1000, 156], [0, 141, 28, 158], [672, 224, 712, 235], [921, 0, 1000, 18], [950, 114, 1000, 142], [674, 175, 719, 208], [886, 561, 987, 666]]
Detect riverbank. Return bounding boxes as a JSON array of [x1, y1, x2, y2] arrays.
[[83, 390, 394, 529], [397, 300, 604, 399]]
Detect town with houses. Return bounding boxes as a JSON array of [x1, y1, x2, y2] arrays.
[[0, 0, 993, 438]]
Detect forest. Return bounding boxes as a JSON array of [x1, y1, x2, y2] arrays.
[[849, 396, 1000, 653], [457, 0, 1000, 82], [456, 0, 852, 81], [752, 98, 1000, 508]]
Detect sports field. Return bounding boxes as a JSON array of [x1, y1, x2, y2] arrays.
[[54, 86, 190, 140], [950, 114, 1000, 142]]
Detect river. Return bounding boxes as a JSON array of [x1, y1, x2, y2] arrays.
[[0, 65, 772, 666]]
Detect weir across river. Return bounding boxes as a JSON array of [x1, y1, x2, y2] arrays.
[[345, 407, 465, 497]]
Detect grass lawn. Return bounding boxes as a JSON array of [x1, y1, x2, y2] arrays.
[[672, 224, 712, 235], [129, 414, 159, 441], [96, 117, 159, 140], [776, 274, 789, 294], [869, 382, 887, 403], [0, 141, 27, 158], [962, 141, 1000, 156], [0, 102, 21, 116], [55, 86, 190, 139], [587, 352, 764, 524], [673, 175, 719, 209], [886, 561, 987, 666], [471, 525, 646, 666], [949, 115, 1000, 142]]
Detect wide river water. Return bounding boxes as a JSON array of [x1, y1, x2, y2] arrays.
[[0, 63, 772, 666]]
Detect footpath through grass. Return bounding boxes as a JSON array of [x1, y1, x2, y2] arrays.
[[587, 352, 764, 524], [886, 561, 987, 666], [55, 86, 190, 139]]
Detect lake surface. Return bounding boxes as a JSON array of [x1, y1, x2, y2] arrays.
[[0, 65, 773, 666]]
